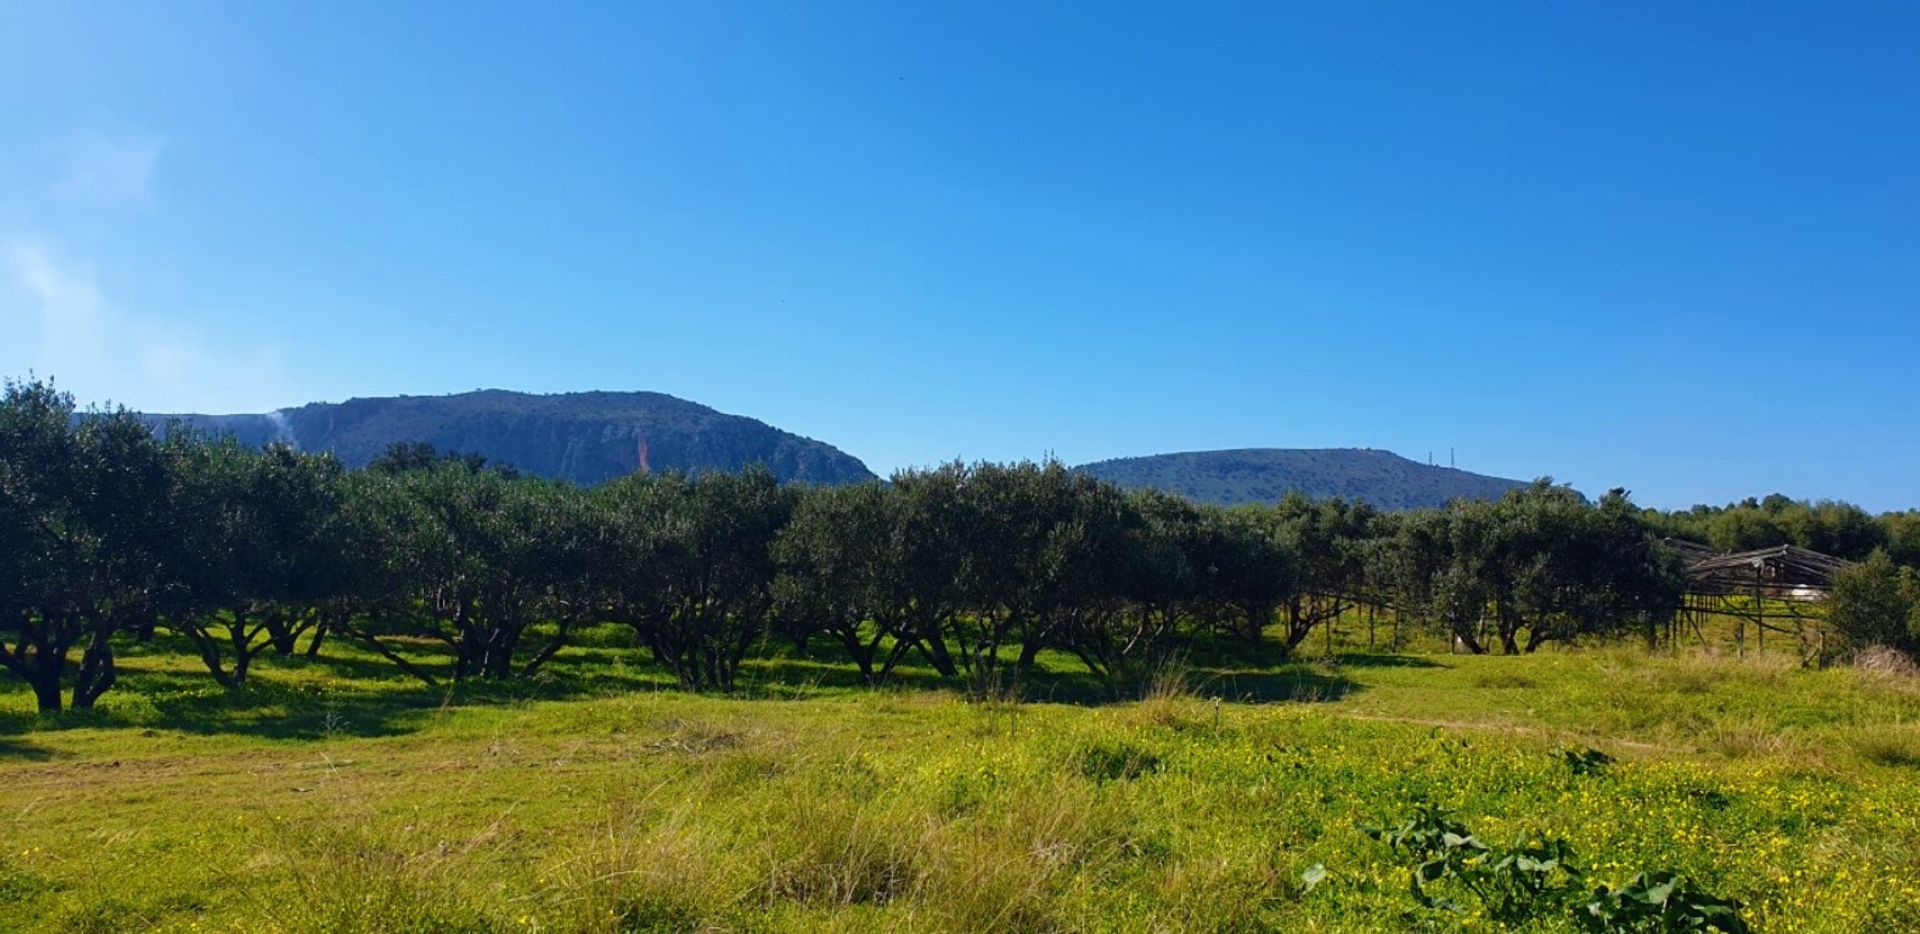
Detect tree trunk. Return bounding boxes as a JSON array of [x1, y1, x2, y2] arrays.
[[1284, 611, 1315, 653], [876, 637, 913, 683], [267, 609, 300, 657], [30, 674, 62, 714], [485, 625, 521, 679], [1496, 604, 1522, 655], [1450, 621, 1488, 655], [837, 627, 876, 683], [521, 620, 573, 678], [1015, 637, 1043, 674], [305, 616, 330, 660], [71, 627, 117, 709], [182, 623, 235, 688], [226, 617, 257, 686], [918, 628, 959, 679], [345, 622, 439, 687], [1, 630, 68, 714], [1523, 628, 1549, 653]]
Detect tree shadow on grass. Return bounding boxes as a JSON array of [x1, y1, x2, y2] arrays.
[[142, 684, 442, 740], [1, 647, 576, 742], [0, 675, 444, 742], [733, 655, 1365, 709], [2, 634, 1398, 741], [299, 650, 445, 683], [1197, 667, 1363, 703], [0, 736, 55, 761], [1020, 665, 1363, 706], [131, 666, 691, 741], [735, 657, 960, 696], [1331, 652, 1449, 669]]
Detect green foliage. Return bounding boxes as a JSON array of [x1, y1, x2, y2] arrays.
[[0, 369, 1868, 719], [0, 377, 173, 712], [1272, 492, 1373, 653], [1581, 871, 1751, 932], [1365, 804, 1583, 923], [366, 439, 519, 479], [1827, 551, 1920, 656], [1560, 745, 1617, 776], [0, 376, 1714, 714], [595, 466, 795, 691], [350, 464, 593, 681], [1644, 494, 1911, 565], [1383, 483, 1684, 655], [163, 436, 348, 684], [1364, 803, 1749, 931]]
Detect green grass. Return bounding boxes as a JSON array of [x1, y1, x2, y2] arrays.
[[2, 630, 1918, 932]]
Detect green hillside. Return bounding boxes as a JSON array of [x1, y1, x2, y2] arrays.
[[1078, 447, 1536, 509]]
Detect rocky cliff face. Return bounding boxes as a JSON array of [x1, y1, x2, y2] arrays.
[[148, 389, 876, 486]]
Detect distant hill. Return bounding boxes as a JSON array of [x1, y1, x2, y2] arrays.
[[146, 390, 876, 486], [1076, 448, 1536, 510]]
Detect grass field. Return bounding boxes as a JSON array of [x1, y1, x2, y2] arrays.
[[3, 629, 1918, 932]]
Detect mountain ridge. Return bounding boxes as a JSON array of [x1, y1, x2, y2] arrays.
[[145, 393, 1551, 506], [1075, 447, 1539, 510], [145, 389, 877, 486]]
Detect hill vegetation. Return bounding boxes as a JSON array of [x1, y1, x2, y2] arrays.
[[1076, 447, 1535, 510], [146, 389, 876, 486]]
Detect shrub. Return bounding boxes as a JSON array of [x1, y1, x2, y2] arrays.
[[1356, 802, 1750, 932], [1581, 871, 1750, 933], [1363, 804, 1582, 924], [1827, 552, 1920, 655]]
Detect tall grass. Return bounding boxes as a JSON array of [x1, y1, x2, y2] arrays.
[[4, 637, 1919, 931]]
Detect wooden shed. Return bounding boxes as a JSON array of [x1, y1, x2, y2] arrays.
[[1666, 542, 1853, 657]]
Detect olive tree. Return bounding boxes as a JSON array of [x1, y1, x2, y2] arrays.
[[773, 483, 921, 684], [1270, 493, 1376, 656], [165, 438, 347, 685], [345, 464, 590, 682], [0, 379, 172, 712], [596, 467, 795, 692]]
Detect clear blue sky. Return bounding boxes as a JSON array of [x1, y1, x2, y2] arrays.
[[2, 2, 1916, 509]]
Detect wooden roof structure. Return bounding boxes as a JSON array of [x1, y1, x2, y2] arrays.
[[1683, 544, 1852, 598], [1659, 540, 1853, 657]]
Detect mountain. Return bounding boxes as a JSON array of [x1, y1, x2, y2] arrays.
[[146, 390, 876, 486], [1075, 448, 1536, 510]]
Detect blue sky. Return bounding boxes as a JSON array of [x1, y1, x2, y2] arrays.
[[2, 2, 1916, 509]]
